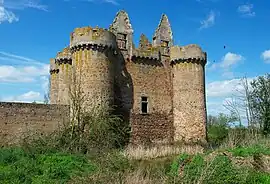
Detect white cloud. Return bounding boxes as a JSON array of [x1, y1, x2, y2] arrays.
[[220, 52, 244, 68], [3, 0, 47, 11], [103, 0, 119, 5], [68, 0, 119, 5], [208, 52, 244, 78], [206, 77, 256, 118], [210, 52, 244, 70], [40, 75, 49, 92], [0, 64, 49, 82], [0, 0, 47, 23], [261, 50, 270, 64], [206, 77, 254, 97], [0, 51, 49, 83], [238, 3, 255, 17], [1, 90, 43, 103], [200, 10, 216, 29], [20, 91, 40, 100], [0, 5, 18, 23]]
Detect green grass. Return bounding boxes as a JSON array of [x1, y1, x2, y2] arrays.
[[0, 147, 97, 184], [227, 145, 270, 157], [1, 145, 270, 184]]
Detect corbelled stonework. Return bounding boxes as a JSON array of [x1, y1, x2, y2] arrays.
[[50, 10, 208, 145]]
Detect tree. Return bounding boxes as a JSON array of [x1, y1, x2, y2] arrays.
[[223, 76, 256, 127], [207, 113, 238, 146], [250, 73, 270, 135], [44, 76, 50, 104]]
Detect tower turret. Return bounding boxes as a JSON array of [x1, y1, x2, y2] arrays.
[[153, 14, 173, 60], [49, 58, 59, 104], [55, 47, 72, 105], [70, 26, 117, 111], [170, 44, 207, 144], [153, 14, 173, 46], [109, 10, 133, 58]]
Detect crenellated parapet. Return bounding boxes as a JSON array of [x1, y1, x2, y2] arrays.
[[70, 26, 117, 53], [170, 44, 207, 66], [49, 58, 59, 74], [55, 47, 72, 65], [132, 47, 160, 61], [131, 34, 160, 61]]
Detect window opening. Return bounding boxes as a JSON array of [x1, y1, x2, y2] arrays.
[[117, 33, 127, 50], [141, 96, 148, 114], [161, 40, 169, 47]]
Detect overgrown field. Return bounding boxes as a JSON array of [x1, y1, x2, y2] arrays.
[[1, 144, 270, 184]]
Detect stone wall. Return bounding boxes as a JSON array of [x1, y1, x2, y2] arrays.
[[172, 61, 207, 143], [0, 102, 69, 146], [126, 58, 174, 145]]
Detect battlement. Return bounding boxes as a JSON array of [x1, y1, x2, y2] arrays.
[[70, 26, 117, 50], [49, 58, 59, 74], [132, 47, 160, 60], [131, 34, 160, 61], [170, 44, 207, 65], [55, 47, 72, 65]]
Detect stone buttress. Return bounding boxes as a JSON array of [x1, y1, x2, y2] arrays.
[[170, 45, 207, 143], [70, 27, 117, 112]]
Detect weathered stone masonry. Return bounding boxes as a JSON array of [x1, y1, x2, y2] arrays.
[[0, 102, 69, 145], [49, 10, 208, 145]]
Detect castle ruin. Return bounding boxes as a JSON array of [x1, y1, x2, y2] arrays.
[[50, 10, 207, 145]]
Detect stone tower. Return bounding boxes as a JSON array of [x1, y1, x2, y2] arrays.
[[49, 58, 59, 104], [49, 10, 208, 146], [70, 27, 117, 111], [55, 47, 72, 105], [170, 45, 207, 143]]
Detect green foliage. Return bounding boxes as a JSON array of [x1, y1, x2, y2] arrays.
[[207, 113, 238, 146], [228, 145, 270, 157], [167, 152, 270, 184], [246, 171, 270, 184], [0, 148, 96, 184], [250, 73, 270, 135]]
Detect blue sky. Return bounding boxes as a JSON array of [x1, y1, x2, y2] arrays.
[[0, 0, 269, 117]]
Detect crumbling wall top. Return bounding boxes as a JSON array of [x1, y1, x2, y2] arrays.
[[132, 34, 160, 60], [153, 14, 173, 47], [170, 44, 206, 61], [109, 10, 133, 34], [56, 47, 72, 60], [70, 26, 117, 48], [50, 58, 57, 70]]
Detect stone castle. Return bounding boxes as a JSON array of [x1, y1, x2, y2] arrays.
[[49, 10, 207, 145]]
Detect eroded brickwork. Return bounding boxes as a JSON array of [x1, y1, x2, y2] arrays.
[[0, 102, 69, 145], [125, 60, 173, 144]]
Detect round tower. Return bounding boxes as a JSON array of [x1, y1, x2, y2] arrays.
[[55, 47, 72, 105], [170, 44, 207, 144], [70, 26, 117, 112], [49, 58, 59, 104]]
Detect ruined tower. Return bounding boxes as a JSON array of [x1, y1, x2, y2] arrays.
[[70, 27, 117, 111], [49, 10, 207, 146], [170, 45, 207, 143]]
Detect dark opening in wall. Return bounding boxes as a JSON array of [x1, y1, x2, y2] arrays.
[[141, 96, 148, 114], [161, 40, 169, 47]]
